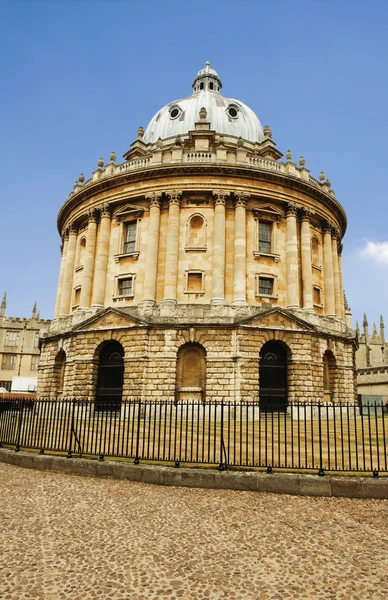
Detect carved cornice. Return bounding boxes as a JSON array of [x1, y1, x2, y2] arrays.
[[57, 163, 347, 238]]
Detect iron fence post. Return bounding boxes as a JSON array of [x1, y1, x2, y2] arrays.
[[67, 399, 75, 458], [15, 399, 25, 452], [317, 401, 324, 476], [218, 400, 227, 471], [134, 400, 141, 464]]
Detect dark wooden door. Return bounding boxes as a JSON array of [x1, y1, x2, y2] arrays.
[[259, 342, 288, 411]]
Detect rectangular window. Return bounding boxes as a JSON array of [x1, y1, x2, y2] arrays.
[[123, 222, 137, 254], [74, 287, 81, 307], [313, 286, 321, 305], [118, 277, 133, 296], [187, 272, 203, 292], [258, 222, 271, 254], [258, 277, 274, 296], [5, 331, 19, 346], [33, 331, 40, 348], [1, 354, 16, 370], [31, 356, 39, 371]]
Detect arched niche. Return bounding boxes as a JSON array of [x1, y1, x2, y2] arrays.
[[95, 341, 124, 411], [311, 236, 321, 268], [176, 343, 206, 402], [259, 341, 289, 411], [77, 236, 86, 268], [323, 350, 336, 402], [186, 214, 207, 250]]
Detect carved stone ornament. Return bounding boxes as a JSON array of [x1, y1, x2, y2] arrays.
[[100, 203, 111, 218], [67, 222, 78, 235], [322, 220, 333, 235], [168, 190, 183, 206], [212, 190, 229, 205], [234, 191, 249, 208], [300, 207, 313, 221], [286, 203, 298, 217], [88, 208, 98, 223], [145, 191, 162, 208]]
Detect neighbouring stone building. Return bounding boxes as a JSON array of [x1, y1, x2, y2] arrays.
[[355, 313, 388, 404], [38, 63, 357, 407], [0, 293, 51, 391]]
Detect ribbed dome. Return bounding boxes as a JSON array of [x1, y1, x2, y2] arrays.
[[142, 63, 264, 145]]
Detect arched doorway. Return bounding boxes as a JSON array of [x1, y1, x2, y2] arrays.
[[95, 341, 124, 411], [259, 341, 288, 411], [176, 343, 206, 402]]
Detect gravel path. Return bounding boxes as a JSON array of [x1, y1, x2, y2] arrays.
[[0, 462, 387, 599]]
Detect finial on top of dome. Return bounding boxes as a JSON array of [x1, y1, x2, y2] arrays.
[[285, 149, 292, 162], [206, 61, 210, 67]]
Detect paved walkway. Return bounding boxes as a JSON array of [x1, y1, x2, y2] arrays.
[[0, 463, 387, 600]]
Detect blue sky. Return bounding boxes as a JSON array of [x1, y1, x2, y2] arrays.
[[1, 0, 387, 331]]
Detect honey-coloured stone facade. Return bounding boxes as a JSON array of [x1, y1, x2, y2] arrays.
[[38, 64, 357, 405]]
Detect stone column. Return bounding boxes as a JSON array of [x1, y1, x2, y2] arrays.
[[80, 209, 98, 309], [163, 190, 182, 305], [323, 223, 335, 316], [91, 204, 112, 308], [142, 192, 162, 305], [59, 224, 77, 316], [300, 210, 313, 310], [332, 230, 341, 318], [233, 193, 248, 305], [338, 242, 345, 320], [286, 204, 300, 308], [54, 237, 67, 318], [211, 190, 228, 304]]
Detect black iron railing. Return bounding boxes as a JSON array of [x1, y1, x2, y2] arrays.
[[0, 398, 387, 475]]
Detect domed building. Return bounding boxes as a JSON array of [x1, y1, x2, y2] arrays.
[[38, 63, 356, 408]]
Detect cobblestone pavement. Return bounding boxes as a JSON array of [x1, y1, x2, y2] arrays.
[[0, 463, 387, 600]]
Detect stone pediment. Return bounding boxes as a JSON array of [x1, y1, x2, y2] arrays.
[[72, 307, 147, 332], [239, 308, 317, 331], [114, 204, 145, 221], [251, 203, 283, 219]]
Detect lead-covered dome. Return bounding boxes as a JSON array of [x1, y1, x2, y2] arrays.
[[142, 62, 264, 145]]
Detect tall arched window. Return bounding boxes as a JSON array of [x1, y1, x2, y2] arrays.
[[95, 341, 124, 411], [323, 350, 336, 402], [186, 214, 206, 249], [54, 349, 66, 396], [77, 237, 86, 268], [176, 343, 206, 402], [259, 341, 289, 411], [311, 236, 320, 267]]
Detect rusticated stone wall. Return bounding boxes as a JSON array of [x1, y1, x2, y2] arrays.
[[38, 321, 356, 404]]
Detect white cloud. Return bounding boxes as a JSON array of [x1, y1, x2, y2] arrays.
[[360, 241, 388, 265]]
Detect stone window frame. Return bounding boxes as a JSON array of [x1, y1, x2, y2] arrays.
[[255, 272, 278, 300], [185, 213, 207, 252], [72, 286, 81, 310], [5, 330, 19, 347], [113, 272, 136, 300], [114, 206, 144, 262], [313, 285, 323, 308], [30, 355, 39, 371], [311, 234, 322, 270], [252, 206, 281, 262], [75, 235, 87, 271], [184, 270, 206, 295], [1, 353, 16, 370]]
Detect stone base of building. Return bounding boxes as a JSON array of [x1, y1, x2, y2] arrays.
[[38, 304, 356, 403]]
